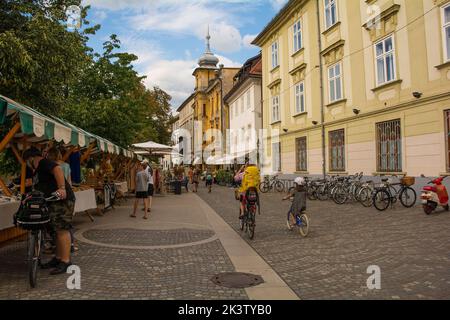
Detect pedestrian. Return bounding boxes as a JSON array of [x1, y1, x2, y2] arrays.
[[131, 162, 149, 219], [192, 166, 200, 192], [23, 146, 76, 275], [47, 147, 78, 252], [142, 160, 154, 213], [205, 168, 213, 193], [188, 166, 194, 184]]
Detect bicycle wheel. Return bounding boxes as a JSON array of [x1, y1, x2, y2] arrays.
[[259, 182, 270, 193], [307, 186, 317, 201], [247, 211, 255, 240], [317, 185, 329, 201], [28, 230, 41, 288], [275, 181, 285, 193], [399, 187, 417, 208], [298, 214, 310, 237], [358, 187, 373, 207], [373, 189, 390, 211], [286, 211, 296, 231], [333, 186, 348, 205]]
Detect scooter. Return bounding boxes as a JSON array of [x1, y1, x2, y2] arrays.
[[421, 176, 449, 215]]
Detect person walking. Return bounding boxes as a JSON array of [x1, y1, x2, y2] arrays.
[[205, 168, 213, 193], [131, 162, 149, 219], [142, 160, 153, 213], [192, 166, 200, 192]]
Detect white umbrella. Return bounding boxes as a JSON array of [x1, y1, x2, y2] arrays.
[[132, 141, 173, 151]]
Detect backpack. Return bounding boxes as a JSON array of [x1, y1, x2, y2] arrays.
[[242, 166, 260, 191]]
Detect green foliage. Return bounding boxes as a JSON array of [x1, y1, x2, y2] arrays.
[[0, 0, 173, 152]]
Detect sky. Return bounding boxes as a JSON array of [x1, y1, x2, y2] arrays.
[[81, 0, 289, 110]]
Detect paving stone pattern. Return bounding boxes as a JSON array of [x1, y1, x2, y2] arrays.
[[0, 237, 247, 300], [197, 185, 450, 300], [83, 228, 215, 246]]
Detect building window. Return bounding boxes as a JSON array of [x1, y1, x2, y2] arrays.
[[375, 35, 396, 86], [271, 41, 279, 69], [293, 19, 302, 53], [202, 104, 206, 117], [446, 110, 450, 171], [328, 62, 343, 103], [246, 90, 251, 109], [376, 119, 402, 173], [329, 129, 345, 172], [271, 95, 280, 123], [324, 0, 338, 29], [295, 137, 307, 172], [442, 4, 450, 62], [272, 142, 281, 172], [294, 82, 305, 114]]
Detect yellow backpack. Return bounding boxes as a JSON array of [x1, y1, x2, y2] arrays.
[[240, 166, 260, 192]]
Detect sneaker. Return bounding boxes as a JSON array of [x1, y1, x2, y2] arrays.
[[49, 261, 72, 275], [41, 257, 60, 269]]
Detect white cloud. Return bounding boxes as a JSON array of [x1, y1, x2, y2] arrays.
[[242, 34, 257, 48], [84, 0, 257, 54], [269, 0, 288, 11]]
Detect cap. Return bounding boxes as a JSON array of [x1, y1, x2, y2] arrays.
[[23, 147, 42, 160]]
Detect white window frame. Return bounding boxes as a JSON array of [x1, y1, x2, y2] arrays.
[[324, 0, 338, 30], [271, 95, 280, 123], [293, 19, 303, 53], [374, 35, 397, 86], [271, 41, 279, 69], [328, 62, 343, 103], [442, 3, 450, 63], [294, 82, 305, 115]]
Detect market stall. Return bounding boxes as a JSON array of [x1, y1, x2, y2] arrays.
[[0, 94, 137, 243]]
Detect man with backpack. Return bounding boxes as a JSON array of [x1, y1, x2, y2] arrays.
[[23, 147, 76, 275]]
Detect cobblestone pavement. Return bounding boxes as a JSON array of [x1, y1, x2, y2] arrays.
[[83, 228, 215, 247], [0, 197, 248, 300], [197, 185, 450, 300]]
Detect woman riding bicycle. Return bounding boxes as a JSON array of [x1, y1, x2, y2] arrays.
[[238, 163, 260, 219]]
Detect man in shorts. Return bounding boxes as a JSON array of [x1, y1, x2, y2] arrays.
[[23, 147, 76, 275]]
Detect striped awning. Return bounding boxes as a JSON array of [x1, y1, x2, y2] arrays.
[[0, 94, 134, 157]]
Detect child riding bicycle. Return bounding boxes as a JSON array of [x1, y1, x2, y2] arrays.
[[283, 177, 307, 218]]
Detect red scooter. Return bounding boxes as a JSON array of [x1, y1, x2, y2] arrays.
[[421, 176, 449, 214]]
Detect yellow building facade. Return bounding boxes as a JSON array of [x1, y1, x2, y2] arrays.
[[253, 0, 450, 177], [192, 31, 239, 165]]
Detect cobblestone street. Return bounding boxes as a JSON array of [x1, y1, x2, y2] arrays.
[[197, 185, 450, 300], [1, 184, 449, 300]]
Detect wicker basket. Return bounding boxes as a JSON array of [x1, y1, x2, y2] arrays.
[[401, 176, 415, 186]]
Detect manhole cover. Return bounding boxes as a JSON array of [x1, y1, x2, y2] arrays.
[[211, 272, 264, 288]]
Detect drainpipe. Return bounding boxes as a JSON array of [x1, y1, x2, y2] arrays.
[[316, 0, 326, 178]]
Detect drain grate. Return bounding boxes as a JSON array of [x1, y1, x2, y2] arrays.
[[211, 272, 264, 289]]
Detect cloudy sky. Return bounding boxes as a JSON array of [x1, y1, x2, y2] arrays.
[[81, 0, 288, 110]]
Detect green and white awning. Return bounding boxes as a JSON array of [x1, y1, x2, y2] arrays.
[[0, 94, 135, 157]]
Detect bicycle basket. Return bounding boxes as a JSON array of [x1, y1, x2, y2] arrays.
[[400, 176, 415, 187], [16, 191, 50, 230]]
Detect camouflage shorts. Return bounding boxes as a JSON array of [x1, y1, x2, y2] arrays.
[[47, 200, 75, 231]]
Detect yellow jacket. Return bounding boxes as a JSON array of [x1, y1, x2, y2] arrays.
[[239, 166, 260, 193]]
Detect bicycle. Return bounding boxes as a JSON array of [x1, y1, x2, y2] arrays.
[[259, 175, 284, 193], [239, 188, 259, 240], [284, 197, 310, 237], [15, 191, 60, 288], [372, 175, 417, 211]]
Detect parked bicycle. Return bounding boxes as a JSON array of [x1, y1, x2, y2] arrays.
[[15, 191, 60, 288], [372, 175, 417, 211], [259, 175, 285, 193]]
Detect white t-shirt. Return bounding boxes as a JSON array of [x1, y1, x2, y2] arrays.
[[145, 166, 153, 185]]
